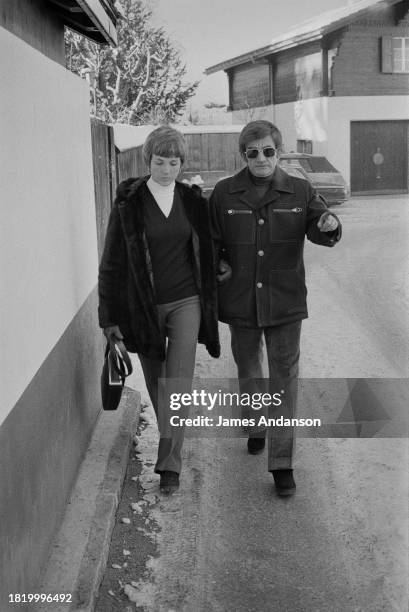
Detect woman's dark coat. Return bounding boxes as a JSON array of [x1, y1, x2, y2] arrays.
[[98, 176, 220, 361]]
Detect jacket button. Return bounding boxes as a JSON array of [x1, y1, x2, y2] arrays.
[[258, 250, 264, 256], [256, 282, 263, 288], [258, 219, 265, 225]]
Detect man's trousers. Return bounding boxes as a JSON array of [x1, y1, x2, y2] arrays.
[[230, 320, 302, 471]]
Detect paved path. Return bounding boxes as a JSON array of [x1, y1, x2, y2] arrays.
[[95, 196, 409, 612]]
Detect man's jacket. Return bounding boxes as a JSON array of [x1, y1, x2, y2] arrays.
[[209, 166, 341, 328], [98, 177, 220, 360]]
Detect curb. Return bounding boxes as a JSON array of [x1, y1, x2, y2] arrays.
[[38, 387, 140, 612], [73, 388, 140, 611]]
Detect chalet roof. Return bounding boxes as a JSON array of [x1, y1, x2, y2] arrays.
[[205, 0, 403, 74], [48, 0, 119, 45]]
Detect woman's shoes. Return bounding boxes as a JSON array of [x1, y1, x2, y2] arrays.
[[159, 470, 180, 495]]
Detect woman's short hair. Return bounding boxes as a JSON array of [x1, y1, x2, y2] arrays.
[[143, 126, 187, 166], [239, 120, 283, 154]]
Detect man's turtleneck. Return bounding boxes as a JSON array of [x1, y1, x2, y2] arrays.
[[248, 168, 275, 199]]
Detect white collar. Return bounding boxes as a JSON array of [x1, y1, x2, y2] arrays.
[[147, 177, 176, 195]]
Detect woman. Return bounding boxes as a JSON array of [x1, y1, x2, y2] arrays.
[[98, 126, 221, 494]]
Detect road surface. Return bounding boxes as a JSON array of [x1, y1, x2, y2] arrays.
[[95, 196, 409, 612]]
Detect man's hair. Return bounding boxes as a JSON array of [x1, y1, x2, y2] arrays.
[[142, 126, 187, 166], [239, 120, 283, 154]]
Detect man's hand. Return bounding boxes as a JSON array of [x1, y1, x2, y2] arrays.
[[317, 211, 339, 232], [216, 259, 232, 283]]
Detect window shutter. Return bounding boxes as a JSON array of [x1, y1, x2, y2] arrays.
[[381, 36, 393, 72]]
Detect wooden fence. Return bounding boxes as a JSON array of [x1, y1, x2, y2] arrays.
[[117, 145, 146, 182], [90, 118, 117, 260], [116, 131, 245, 185]]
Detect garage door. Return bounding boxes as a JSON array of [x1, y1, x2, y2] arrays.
[[350, 121, 408, 195]]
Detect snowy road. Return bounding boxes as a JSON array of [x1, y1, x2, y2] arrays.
[[96, 196, 409, 612]]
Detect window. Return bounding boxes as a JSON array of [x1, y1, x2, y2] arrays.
[[392, 37, 409, 72], [297, 139, 313, 154], [327, 48, 337, 94], [280, 164, 306, 180], [381, 36, 409, 73]]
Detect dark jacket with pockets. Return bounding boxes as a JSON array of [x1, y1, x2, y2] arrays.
[[209, 166, 342, 328]]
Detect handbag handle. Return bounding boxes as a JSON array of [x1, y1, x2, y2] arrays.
[[107, 338, 133, 378]]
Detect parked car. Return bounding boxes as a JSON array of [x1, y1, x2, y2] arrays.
[[279, 153, 349, 205]]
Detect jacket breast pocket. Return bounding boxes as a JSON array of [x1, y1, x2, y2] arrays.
[[269, 206, 305, 241], [223, 208, 255, 244]]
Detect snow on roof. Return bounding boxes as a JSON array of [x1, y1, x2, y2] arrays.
[[267, 0, 393, 47], [113, 123, 244, 152], [205, 0, 401, 74]]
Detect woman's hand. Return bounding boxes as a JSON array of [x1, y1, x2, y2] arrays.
[[104, 326, 125, 346], [217, 259, 232, 283], [104, 326, 128, 356]]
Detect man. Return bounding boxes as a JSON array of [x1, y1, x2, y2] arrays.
[[210, 120, 341, 496]]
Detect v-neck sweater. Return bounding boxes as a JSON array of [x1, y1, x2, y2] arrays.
[[143, 184, 198, 304]]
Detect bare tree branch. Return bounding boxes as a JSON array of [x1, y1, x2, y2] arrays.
[[142, 48, 151, 88], [64, 0, 199, 124], [106, 66, 122, 104]]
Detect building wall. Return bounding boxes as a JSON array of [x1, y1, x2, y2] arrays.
[[229, 42, 325, 110], [229, 61, 271, 111], [230, 94, 409, 189], [333, 23, 409, 96], [275, 97, 329, 153], [227, 2, 409, 110], [230, 98, 329, 153], [0, 0, 65, 64], [326, 95, 409, 187], [273, 42, 323, 104], [230, 103, 275, 125], [0, 27, 102, 605]]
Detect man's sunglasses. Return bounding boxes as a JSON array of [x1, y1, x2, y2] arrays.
[[245, 147, 276, 159]]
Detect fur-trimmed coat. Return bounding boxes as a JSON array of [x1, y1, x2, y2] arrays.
[[98, 176, 220, 361]]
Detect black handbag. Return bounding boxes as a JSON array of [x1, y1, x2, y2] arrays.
[[101, 338, 133, 411]]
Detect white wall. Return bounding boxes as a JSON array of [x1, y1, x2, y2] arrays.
[[232, 95, 409, 187], [275, 98, 329, 153], [0, 27, 98, 425], [327, 96, 409, 186], [231, 99, 329, 153], [231, 104, 275, 126]]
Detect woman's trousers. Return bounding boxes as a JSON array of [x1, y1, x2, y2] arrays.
[[138, 295, 201, 474]]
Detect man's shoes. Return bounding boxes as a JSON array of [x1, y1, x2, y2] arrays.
[[247, 436, 266, 455], [272, 469, 296, 496], [159, 470, 180, 495]]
